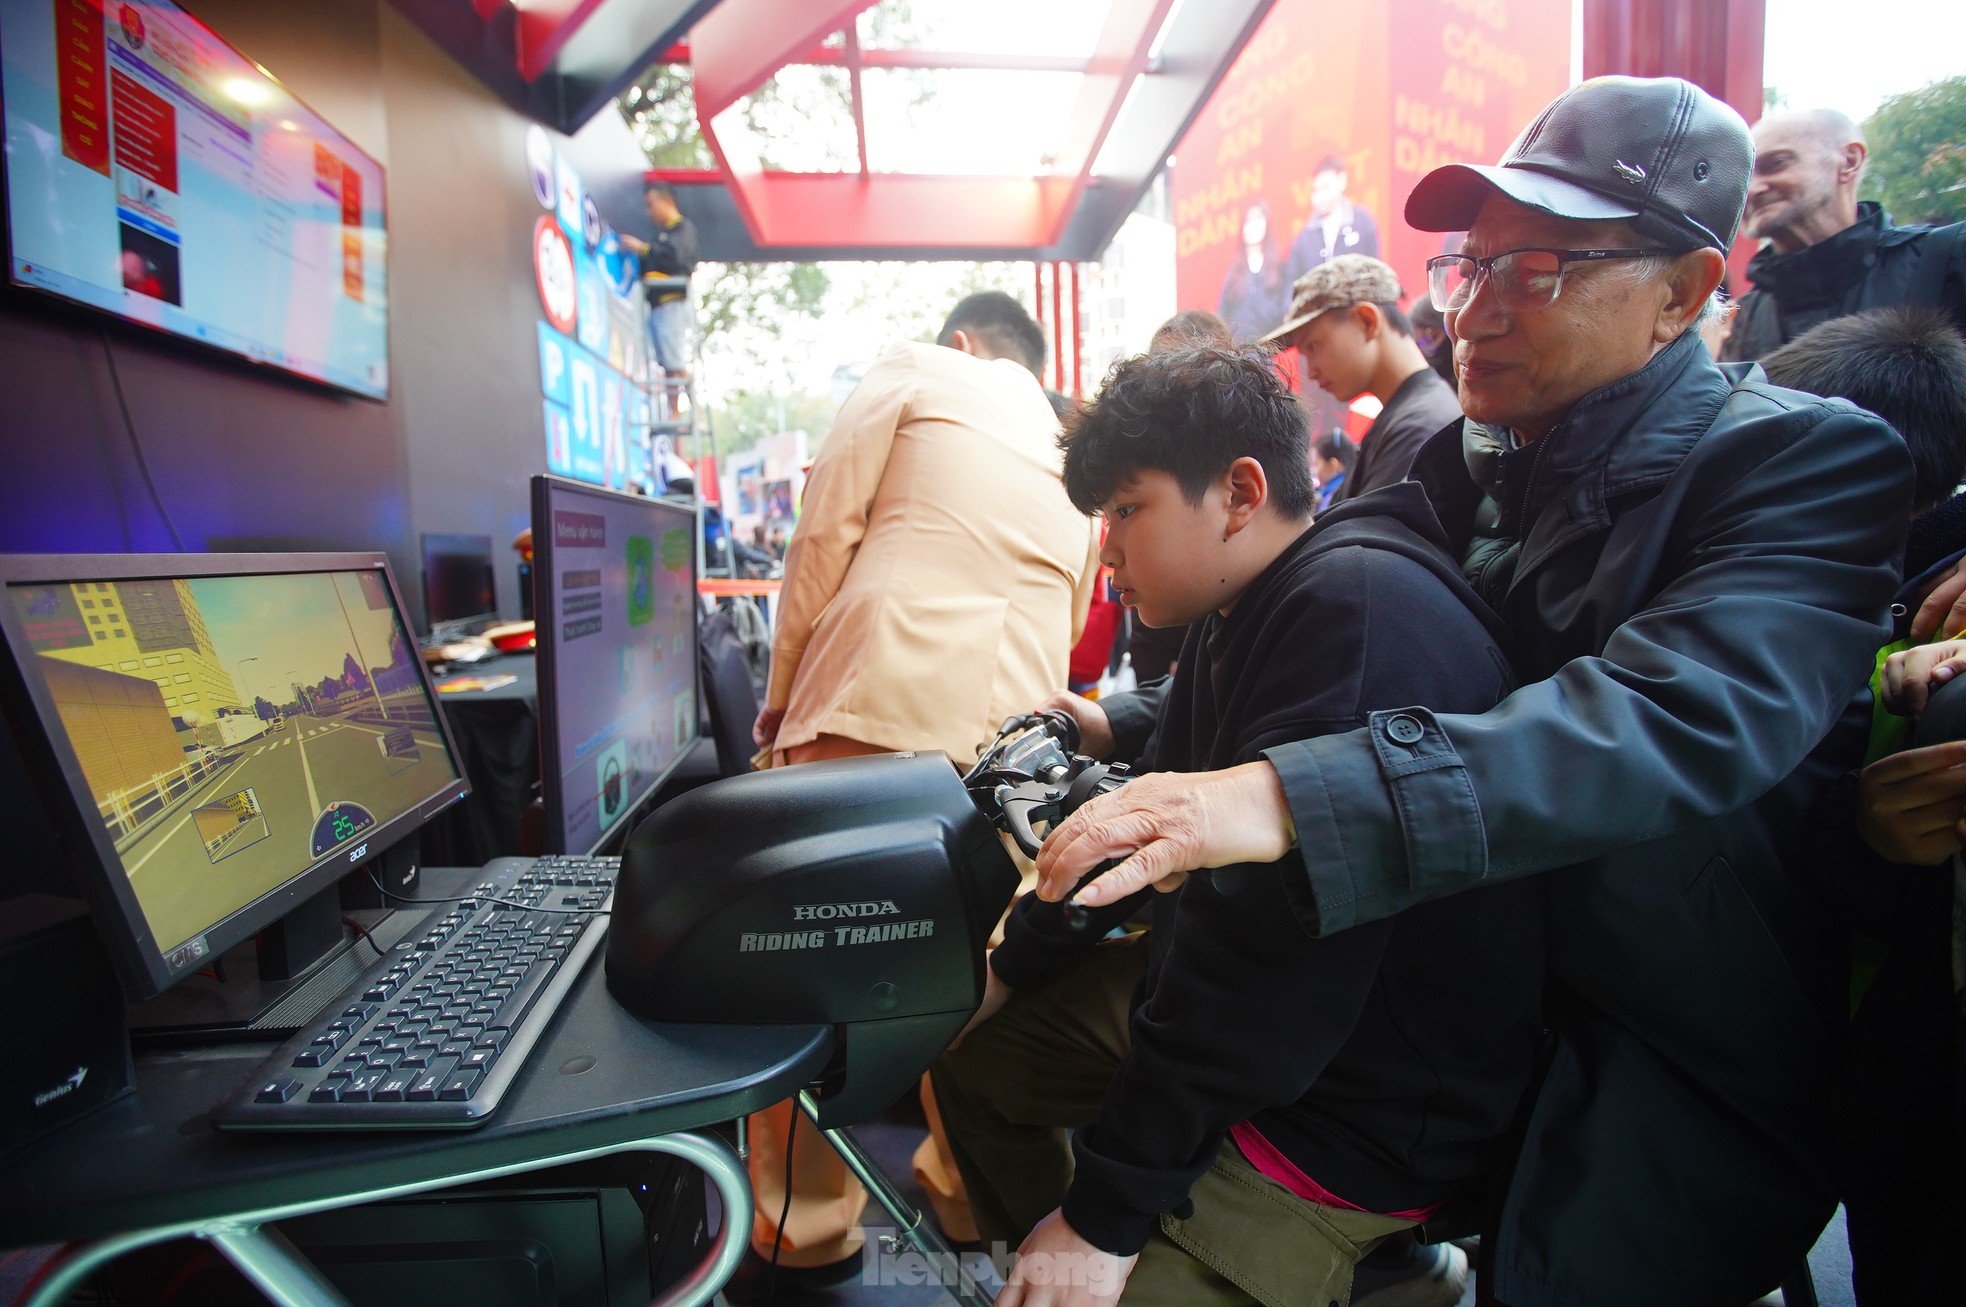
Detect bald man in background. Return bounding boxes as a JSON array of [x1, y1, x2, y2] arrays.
[[1723, 107, 1966, 361]]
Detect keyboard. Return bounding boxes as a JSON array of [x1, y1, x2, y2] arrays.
[[215, 855, 617, 1130]]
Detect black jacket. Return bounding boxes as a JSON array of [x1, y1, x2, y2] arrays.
[[993, 487, 1544, 1256], [639, 217, 698, 304], [1722, 202, 1966, 361], [1332, 366, 1462, 505], [1800, 532, 1966, 1306], [1269, 330, 1910, 1303], [1105, 329, 1914, 1301], [1217, 254, 1290, 344], [1284, 202, 1382, 286]]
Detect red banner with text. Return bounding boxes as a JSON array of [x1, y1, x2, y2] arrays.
[[1173, 0, 1573, 344], [54, 0, 111, 176]]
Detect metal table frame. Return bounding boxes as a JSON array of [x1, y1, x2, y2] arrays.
[[799, 1092, 997, 1307], [21, 1130, 750, 1307], [2, 866, 834, 1307]]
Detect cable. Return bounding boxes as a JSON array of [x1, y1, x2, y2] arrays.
[[341, 915, 386, 958], [101, 330, 186, 550], [74, 336, 135, 550], [767, 1102, 797, 1302], [365, 866, 609, 917]]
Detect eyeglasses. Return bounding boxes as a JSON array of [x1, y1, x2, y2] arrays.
[[1425, 247, 1672, 314]]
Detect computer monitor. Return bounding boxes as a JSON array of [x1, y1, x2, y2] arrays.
[[0, 553, 469, 1001], [531, 476, 699, 856], [419, 532, 497, 632]]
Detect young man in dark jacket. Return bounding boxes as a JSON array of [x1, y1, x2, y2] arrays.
[[1263, 255, 1463, 505], [933, 346, 1544, 1306]]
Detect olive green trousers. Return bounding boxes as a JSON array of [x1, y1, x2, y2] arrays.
[[932, 932, 1416, 1306]]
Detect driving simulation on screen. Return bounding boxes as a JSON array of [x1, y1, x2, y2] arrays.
[[6, 569, 459, 956]]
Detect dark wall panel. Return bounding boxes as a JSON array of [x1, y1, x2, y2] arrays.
[[0, 0, 564, 627], [380, 3, 549, 622], [0, 310, 182, 554], [0, 303, 410, 561]]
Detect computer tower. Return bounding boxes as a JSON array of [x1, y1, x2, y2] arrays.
[[275, 1152, 712, 1306], [91, 1152, 711, 1306], [0, 896, 135, 1159]]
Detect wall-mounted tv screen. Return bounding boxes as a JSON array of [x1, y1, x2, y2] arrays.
[[1, 0, 389, 399]]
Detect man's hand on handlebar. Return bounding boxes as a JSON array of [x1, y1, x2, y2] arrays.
[[1034, 762, 1296, 907], [1036, 691, 1116, 760]]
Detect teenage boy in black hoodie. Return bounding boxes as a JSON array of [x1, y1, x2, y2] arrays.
[[933, 347, 1545, 1306]]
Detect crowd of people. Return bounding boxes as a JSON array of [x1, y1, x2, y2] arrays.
[[729, 72, 1966, 1307]]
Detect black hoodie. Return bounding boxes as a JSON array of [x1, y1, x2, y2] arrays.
[[991, 483, 1546, 1256]]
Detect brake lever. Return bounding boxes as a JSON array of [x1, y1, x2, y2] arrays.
[[995, 779, 1066, 858]]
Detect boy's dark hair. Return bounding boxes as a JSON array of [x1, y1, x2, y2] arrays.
[[1314, 155, 1346, 177], [1061, 347, 1315, 518], [645, 181, 677, 203], [938, 291, 1047, 375], [1761, 308, 1966, 509], [1311, 428, 1357, 473]]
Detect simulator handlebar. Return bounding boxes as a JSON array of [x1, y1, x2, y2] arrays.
[[963, 712, 1133, 928]]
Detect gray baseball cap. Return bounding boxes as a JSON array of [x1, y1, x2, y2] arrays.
[[1404, 76, 1752, 251]]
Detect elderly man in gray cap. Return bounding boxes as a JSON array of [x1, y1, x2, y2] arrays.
[[1035, 76, 1912, 1303], [1264, 254, 1462, 505]]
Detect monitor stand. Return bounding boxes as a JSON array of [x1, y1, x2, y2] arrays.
[[126, 882, 417, 1044]]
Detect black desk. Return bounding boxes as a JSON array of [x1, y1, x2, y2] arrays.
[[2, 871, 832, 1306], [426, 654, 721, 863]]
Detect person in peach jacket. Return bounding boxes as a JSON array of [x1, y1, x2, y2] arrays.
[[755, 295, 1100, 771], [734, 292, 1098, 1297]]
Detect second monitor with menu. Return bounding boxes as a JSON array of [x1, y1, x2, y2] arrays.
[[532, 476, 699, 856]]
